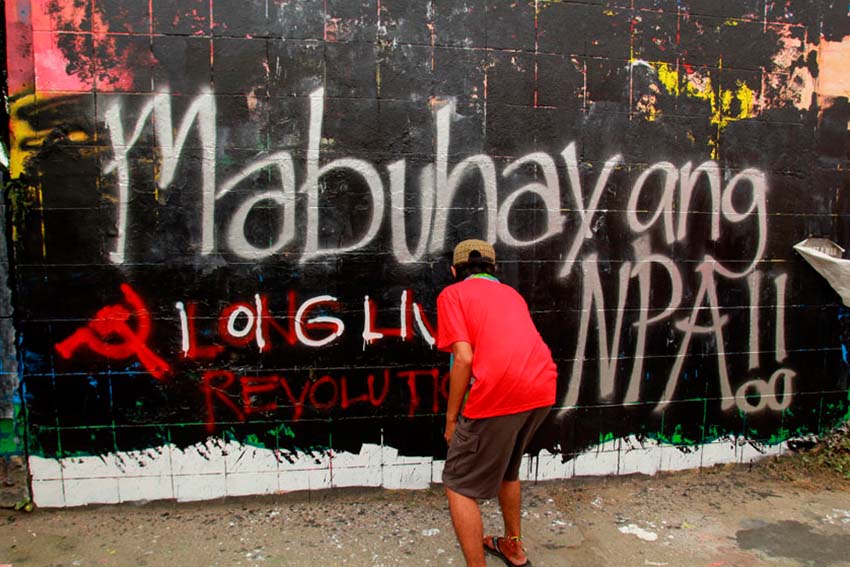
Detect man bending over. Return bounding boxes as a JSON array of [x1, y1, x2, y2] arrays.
[[437, 239, 558, 567]]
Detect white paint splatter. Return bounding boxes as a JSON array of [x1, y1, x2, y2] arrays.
[[618, 524, 658, 542]]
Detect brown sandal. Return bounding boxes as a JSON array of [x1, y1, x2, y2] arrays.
[[483, 536, 531, 567]]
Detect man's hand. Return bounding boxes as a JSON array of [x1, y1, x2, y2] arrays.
[[445, 341, 473, 446], [444, 418, 457, 445]]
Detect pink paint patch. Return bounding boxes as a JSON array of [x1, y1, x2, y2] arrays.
[[31, 30, 137, 93], [29, 0, 137, 92], [763, 24, 816, 111], [93, 36, 136, 92], [32, 30, 93, 92], [31, 0, 90, 32], [6, 1, 36, 94], [817, 37, 850, 98]]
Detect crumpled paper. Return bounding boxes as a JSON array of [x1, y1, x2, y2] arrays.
[[793, 237, 850, 307]]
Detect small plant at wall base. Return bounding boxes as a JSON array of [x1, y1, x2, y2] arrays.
[[763, 422, 850, 484], [802, 423, 850, 479]]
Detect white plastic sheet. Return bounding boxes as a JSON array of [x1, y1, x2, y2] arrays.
[[793, 237, 850, 307]]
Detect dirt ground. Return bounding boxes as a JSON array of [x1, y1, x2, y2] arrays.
[[1, 456, 850, 567]]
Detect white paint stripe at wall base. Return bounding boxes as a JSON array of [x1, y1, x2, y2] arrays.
[[28, 438, 789, 508]]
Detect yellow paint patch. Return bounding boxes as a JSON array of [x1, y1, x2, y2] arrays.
[[8, 93, 49, 253], [9, 93, 94, 177], [656, 63, 680, 97], [9, 94, 40, 179], [651, 62, 756, 158], [67, 131, 89, 143]]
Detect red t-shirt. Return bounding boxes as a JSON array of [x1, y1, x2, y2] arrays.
[[436, 276, 557, 419]]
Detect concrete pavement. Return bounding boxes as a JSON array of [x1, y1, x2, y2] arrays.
[[2, 460, 850, 566]]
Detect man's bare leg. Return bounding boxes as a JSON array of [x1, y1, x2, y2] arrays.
[[484, 480, 528, 565], [446, 487, 486, 567], [499, 480, 522, 537]]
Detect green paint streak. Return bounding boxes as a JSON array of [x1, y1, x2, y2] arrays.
[[27, 419, 302, 459], [671, 424, 685, 444], [650, 423, 700, 447], [21, 374, 850, 459], [0, 404, 25, 456], [767, 427, 790, 445], [269, 423, 296, 440]]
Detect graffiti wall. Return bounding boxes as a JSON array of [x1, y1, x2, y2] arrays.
[[5, 0, 850, 507]]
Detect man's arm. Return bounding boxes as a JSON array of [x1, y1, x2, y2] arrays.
[[445, 340, 473, 445]]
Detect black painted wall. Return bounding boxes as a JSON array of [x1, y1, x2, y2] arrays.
[[5, 0, 850, 473]]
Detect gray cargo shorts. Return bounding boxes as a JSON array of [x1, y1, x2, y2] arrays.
[[442, 406, 551, 500]]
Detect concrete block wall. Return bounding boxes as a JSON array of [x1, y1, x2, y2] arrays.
[[3, 0, 849, 506]]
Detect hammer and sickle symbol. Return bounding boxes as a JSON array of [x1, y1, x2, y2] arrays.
[[55, 284, 171, 380]]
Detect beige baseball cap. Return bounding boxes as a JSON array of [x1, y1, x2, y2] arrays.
[[452, 239, 496, 266]]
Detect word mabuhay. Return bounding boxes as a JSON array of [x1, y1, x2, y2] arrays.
[[103, 87, 768, 277]]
